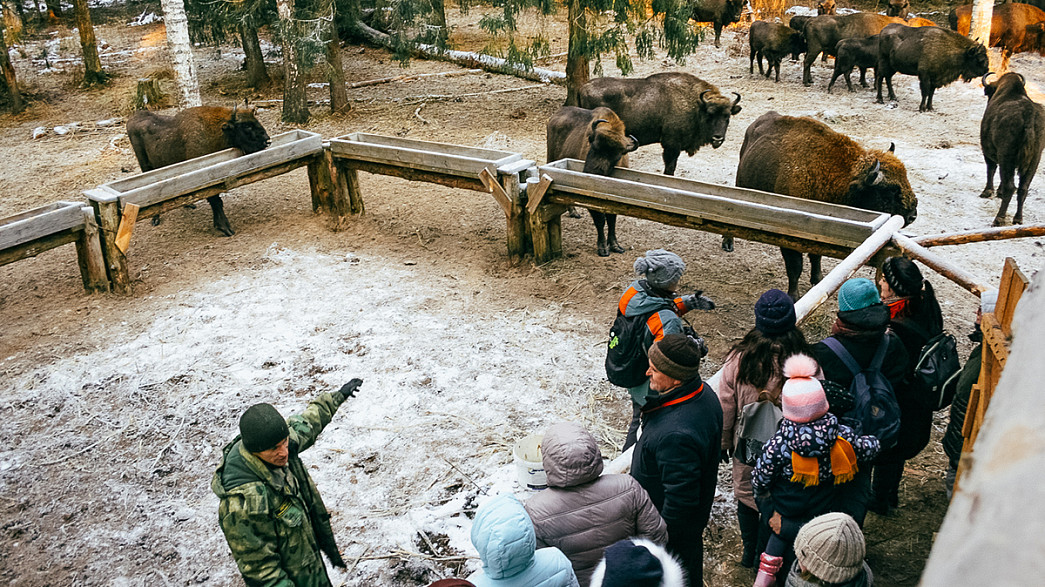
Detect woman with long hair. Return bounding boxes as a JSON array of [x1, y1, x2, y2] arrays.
[[718, 289, 811, 569], [869, 256, 945, 515]]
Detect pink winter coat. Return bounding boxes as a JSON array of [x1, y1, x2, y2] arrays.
[[525, 422, 668, 587]]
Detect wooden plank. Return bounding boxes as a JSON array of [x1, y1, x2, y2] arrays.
[[542, 158, 885, 223], [497, 158, 537, 176], [120, 135, 323, 209], [525, 175, 554, 215], [996, 257, 1027, 333], [93, 199, 131, 295], [479, 168, 512, 215], [307, 153, 334, 213], [539, 166, 876, 247], [499, 170, 525, 264], [914, 224, 1045, 247], [330, 140, 509, 178], [0, 229, 80, 267], [84, 187, 120, 204], [0, 202, 85, 251], [75, 206, 109, 292], [345, 160, 487, 192], [332, 132, 521, 162], [341, 162, 365, 216], [114, 203, 139, 253], [891, 233, 991, 295], [980, 313, 1009, 368]]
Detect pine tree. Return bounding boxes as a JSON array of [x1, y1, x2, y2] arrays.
[[71, 0, 106, 85]]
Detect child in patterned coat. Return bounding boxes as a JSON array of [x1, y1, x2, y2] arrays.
[[750, 355, 880, 587]]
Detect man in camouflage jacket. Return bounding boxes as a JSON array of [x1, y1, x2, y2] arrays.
[[212, 379, 362, 587]]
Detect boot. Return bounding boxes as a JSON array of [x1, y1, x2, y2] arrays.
[[737, 503, 760, 568], [753, 553, 783, 587]]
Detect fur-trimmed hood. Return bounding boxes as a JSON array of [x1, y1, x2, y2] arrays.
[[588, 538, 685, 587]]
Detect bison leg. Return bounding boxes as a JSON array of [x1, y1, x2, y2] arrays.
[[808, 254, 823, 286], [605, 213, 624, 254], [773, 60, 782, 83], [591, 210, 610, 257], [781, 247, 805, 300], [803, 51, 817, 86], [828, 69, 842, 93], [208, 195, 235, 237], [858, 67, 869, 88], [567, 206, 583, 218], [722, 235, 734, 253], [662, 147, 682, 176], [993, 166, 1018, 226], [1013, 171, 1033, 225], [980, 159, 997, 199], [713, 23, 723, 48]]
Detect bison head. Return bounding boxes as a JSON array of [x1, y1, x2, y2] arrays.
[[1026, 22, 1045, 56], [983, 72, 1027, 101], [583, 113, 638, 176], [847, 146, 918, 226], [817, 0, 836, 15], [698, 90, 742, 150], [222, 106, 270, 155], [886, 0, 909, 18], [789, 30, 808, 60], [724, 0, 746, 24], [960, 43, 990, 82]]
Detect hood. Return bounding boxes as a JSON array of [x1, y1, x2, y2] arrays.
[[589, 538, 687, 587], [211, 438, 263, 498], [470, 494, 536, 579], [837, 304, 890, 332], [623, 280, 677, 318], [780, 412, 840, 458], [541, 422, 603, 488]]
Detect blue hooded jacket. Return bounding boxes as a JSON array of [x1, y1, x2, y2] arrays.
[[468, 494, 579, 587]]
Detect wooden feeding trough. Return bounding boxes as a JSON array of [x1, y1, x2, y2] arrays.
[[84, 130, 328, 294], [327, 133, 534, 263], [529, 159, 893, 263], [0, 201, 108, 292]]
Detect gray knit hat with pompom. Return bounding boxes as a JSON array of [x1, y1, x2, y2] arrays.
[[634, 250, 686, 289]]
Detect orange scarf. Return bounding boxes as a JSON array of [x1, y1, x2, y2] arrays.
[[790, 437, 858, 487]]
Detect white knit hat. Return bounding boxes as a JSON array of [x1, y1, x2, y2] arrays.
[[793, 512, 866, 583]]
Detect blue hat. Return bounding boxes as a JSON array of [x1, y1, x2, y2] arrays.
[[838, 278, 880, 312], [598, 540, 663, 587], [754, 289, 797, 336]]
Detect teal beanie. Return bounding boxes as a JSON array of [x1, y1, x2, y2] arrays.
[[838, 278, 880, 312]]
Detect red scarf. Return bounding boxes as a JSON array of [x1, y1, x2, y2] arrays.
[[885, 297, 912, 320], [642, 383, 704, 414]]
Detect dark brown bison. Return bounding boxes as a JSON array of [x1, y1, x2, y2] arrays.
[[818, 0, 836, 15], [691, 0, 746, 47], [875, 23, 989, 112], [979, 72, 1045, 226], [828, 34, 879, 93], [803, 12, 907, 85], [949, 3, 1045, 68], [547, 107, 638, 256], [735, 111, 918, 299], [127, 105, 270, 236], [887, 0, 910, 19], [788, 15, 814, 59], [750, 21, 805, 82], [577, 73, 742, 176]]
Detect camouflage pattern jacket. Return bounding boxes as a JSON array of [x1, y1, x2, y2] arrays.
[[212, 392, 348, 587]]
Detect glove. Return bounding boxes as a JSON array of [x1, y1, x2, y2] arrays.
[[684, 290, 715, 311], [720, 448, 732, 464], [688, 334, 709, 358], [336, 378, 363, 402]]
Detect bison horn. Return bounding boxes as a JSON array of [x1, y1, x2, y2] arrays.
[[731, 92, 742, 107], [867, 159, 883, 186], [591, 119, 608, 131], [699, 90, 711, 105], [889, 142, 895, 153], [981, 72, 995, 86], [1015, 72, 1026, 84]]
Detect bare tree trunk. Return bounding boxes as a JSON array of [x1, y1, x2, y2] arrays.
[[564, 0, 589, 106], [277, 0, 309, 123], [969, 0, 994, 48], [326, 2, 349, 113], [239, 13, 269, 88], [0, 15, 24, 112], [3, 0, 23, 42], [430, 0, 448, 45], [160, 0, 201, 107], [71, 0, 105, 85]]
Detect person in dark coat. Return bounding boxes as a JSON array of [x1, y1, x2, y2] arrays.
[[811, 278, 909, 525], [869, 257, 944, 514], [630, 334, 723, 586]]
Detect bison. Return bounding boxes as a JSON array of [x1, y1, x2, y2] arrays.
[[828, 34, 879, 93], [875, 23, 989, 112], [691, 0, 746, 47], [735, 111, 918, 299], [577, 73, 742, 176], [818, 0, 837, 15], [803, 12, 906, 85], [906, 16, 938, 27], [750, 21, 805, 82], [127, 105, 270, 236], [979, 72, 1045, 226], [949, 3, 1045, 68], [788, 15, 814, 59], [547, 107, 638, 256], [886, 0, 910, 19]]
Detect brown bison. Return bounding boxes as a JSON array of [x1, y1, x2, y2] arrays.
[[875, 23, 989, 112], [691, 0, 746, 47], [949, 3, 1045, 68], [547, 107, 638, 256], [788, 15, 815, 59], [829, 34, 879, 93], [818, 0, 836, 15], [979, 72, 1045, 226], [750, 21, 805, 82], [577, 73, 742, 176], [906, 16, 938, 27], [887, 0, 910, 19], [803, 12, 907, 85], [735, 112, 918, 299], [127, 105, 270, 236]]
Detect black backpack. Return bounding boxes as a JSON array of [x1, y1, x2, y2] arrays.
[[902, 321, 962, 411], [606, 311, 653, 388], [822, 336, 902, 450]]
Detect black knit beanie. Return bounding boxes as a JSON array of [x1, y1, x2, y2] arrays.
[[882, 257, 923, 298], [648, 333, 702, 381], [599, 540, 663, 587], [239, 403, 289, 453], [754, 289, 796, 336]]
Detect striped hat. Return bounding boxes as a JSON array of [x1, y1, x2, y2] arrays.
[[781, 354, 828, 424]]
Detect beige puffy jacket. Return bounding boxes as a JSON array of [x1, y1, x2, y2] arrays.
[[524, 422, 668, 587]]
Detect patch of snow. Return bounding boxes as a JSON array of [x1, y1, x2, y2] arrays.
[[128, 10, 161, 26]]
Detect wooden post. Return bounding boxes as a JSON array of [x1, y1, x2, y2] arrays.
[[89, 195, 131, 295], [114, 203, 139, 254], [307, 152, 334, 213], [891, 233, 991, 295], [343, 164, 365, 215], [914, 224, 1045, 247], [526, 175, 555, 264], [75, 206, 109, 292], [322, 149, 351, 221]]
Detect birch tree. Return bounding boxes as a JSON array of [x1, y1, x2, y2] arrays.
[[969, 0, 996, 69], [71, 0, 106, 85], [161, 0, 201, 107]]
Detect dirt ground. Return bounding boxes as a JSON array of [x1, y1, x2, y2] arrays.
[[1, 3, 1043, 586]]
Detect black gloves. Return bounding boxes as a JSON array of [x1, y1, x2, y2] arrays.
[[336, 378, 363, 402], [684, 290, 716, 311]]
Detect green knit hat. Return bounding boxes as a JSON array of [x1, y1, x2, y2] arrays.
[[239, 403, 289, 453], [838, 278, 880, 312]]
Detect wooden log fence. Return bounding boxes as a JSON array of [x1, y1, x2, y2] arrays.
[[0, 201, 108, 292]]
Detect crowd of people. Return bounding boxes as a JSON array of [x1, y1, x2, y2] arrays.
[[212, 249, 988, 587]]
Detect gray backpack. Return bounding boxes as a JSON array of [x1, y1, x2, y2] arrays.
[[735, 398, 784, 466]]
